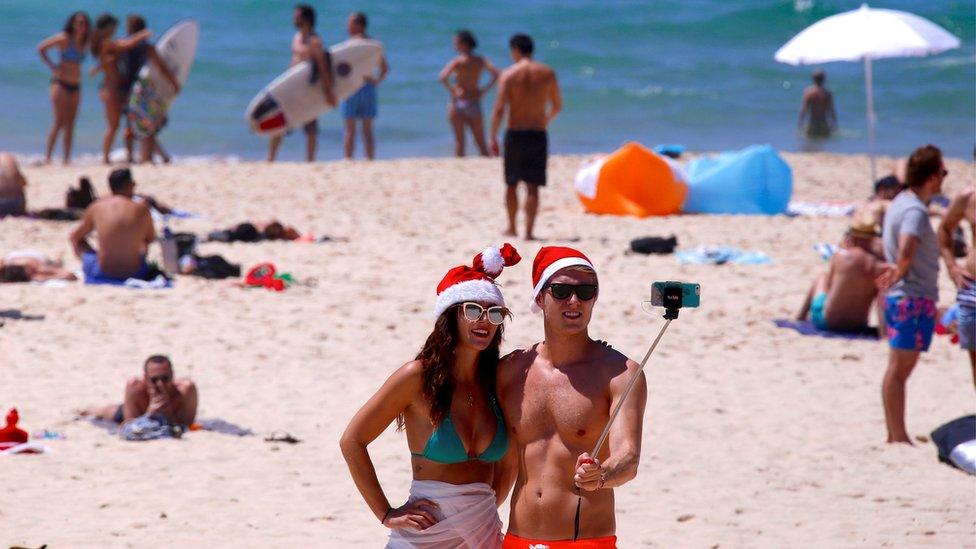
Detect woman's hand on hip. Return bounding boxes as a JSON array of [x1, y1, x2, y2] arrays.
[[383, 498, 440, 530]]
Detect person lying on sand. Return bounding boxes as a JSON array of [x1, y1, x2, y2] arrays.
[[208, 220, 301, 242], [0, 250, 77, 283], [0, 152, 28, 217], [798, 220, 892, 334], [82, 354, 198, 426], [69, 167, 156, 281]]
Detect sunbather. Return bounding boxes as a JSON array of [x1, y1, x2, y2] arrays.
[[0, 250, 77, 283], [208, 220, 301, 242], [83, 354, 198, 426]]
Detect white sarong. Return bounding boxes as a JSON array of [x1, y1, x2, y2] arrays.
[[386, 480, 502, 549]]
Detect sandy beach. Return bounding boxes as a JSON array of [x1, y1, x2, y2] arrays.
[[1, 152, 974, 547]]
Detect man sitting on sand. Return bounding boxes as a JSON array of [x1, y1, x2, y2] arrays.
[[0, 152, 27, 217], [798, 219, 891, 333], [84, 355, 198, 426], [490, 34, 562, 240], [497, 246, 644, 547], [0, 250, 77, 283], [69, 168, 157, 281]]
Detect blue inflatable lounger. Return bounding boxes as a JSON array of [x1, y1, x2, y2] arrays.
[[683, 145, 793, 215]]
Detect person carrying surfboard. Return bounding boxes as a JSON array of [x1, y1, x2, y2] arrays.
[[341, 11, 389, 161], [267, 4, 336, 163], [496, 247, 646, 548], [489, 34, 562, 241]]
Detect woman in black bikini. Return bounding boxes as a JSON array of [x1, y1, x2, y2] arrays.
[[37, 11, 90, 165], [89, 14, 152, 165]]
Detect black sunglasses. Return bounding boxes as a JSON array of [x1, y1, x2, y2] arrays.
[[149, 375, 172, 384], [547, 283, 598, 301]]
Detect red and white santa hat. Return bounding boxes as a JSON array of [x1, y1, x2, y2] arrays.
[[530, 246, 596, 313], [434, 243, 521, 318]]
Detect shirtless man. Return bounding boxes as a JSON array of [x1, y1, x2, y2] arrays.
[[268, 4, 336, 162], [83, 355, 198, 426], [0, 152, 27, 217], [438, 29, 500, 157], [938, 186, 976, 384], [341, 12, 389, 161], [798, 221, 891, 333], [497, 246, 644, 548], [69, 168, 156, 281], [798, 69, 837, 138], [0, 251, 77, 283], [490, 34, 562, 241]]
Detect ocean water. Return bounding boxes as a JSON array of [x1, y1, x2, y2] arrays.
[[0, 0, 973, 162]]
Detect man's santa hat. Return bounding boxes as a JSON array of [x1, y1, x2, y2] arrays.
[[530, 246, 596, 313], [434, 244, 521, 318]]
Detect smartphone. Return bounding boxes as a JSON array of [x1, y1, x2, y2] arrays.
[[651, 281, 701, 309]]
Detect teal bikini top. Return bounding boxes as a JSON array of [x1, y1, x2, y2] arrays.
[[412, 397, 508, 464]]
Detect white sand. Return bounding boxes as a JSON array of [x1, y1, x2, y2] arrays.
[[1, 153, 973, 547]]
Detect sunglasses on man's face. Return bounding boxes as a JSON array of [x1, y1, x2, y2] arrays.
[[547, 283, 598, 301], [149, 375, 172, 384], [461, 302, 509, 326]]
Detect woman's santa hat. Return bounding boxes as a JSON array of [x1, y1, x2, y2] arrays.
[[530, 246, 596, 313], [434, 244, 521, 318]]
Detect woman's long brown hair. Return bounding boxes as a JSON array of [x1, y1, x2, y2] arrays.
[[397, 304, 503, 430]]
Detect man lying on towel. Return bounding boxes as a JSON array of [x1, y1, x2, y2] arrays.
[[69, 168, 156, 282], [83, 354, 198, 426], [798, 218, 892, 334]]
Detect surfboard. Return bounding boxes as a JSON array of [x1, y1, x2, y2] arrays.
[[128, 19, 199, 138], [246, 38, 383, 136]]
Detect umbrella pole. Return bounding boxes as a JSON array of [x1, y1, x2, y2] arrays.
[[864, 56, 877, 184]]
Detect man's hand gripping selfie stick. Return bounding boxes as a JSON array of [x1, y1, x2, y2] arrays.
[[573, 299, 681, 541]]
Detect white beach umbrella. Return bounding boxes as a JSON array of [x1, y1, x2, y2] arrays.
[[775, 3, 961, 182]]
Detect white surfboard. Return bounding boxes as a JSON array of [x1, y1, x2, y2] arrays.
[[246, 38, 383, 136], [128, 19, 199, 138]]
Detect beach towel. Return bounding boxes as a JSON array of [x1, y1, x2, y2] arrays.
[[814, 243, 838, 261], [773, 319, 879, 340], [0, 442, 51, 455], [87, 416, 252, 437], [786, 201, 856, 217], [931, 415, 976, 475], [386, 480, 502, 549], [676, 246, 772, 265], [121, 414, 183, 441]]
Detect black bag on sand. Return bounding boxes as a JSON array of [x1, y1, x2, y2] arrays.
[[191, 254, 241, 280], [630, 235, 678, 255]]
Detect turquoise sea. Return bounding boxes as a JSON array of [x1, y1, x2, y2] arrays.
[[0, 0, 973, 162]]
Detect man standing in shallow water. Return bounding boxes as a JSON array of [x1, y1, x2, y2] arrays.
[[490, 34, 561, 241], [797, 68, 837, 138], [497, 246, 645, 548]]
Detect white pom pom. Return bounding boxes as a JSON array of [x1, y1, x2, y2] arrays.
[[480, 246, 504, 276]]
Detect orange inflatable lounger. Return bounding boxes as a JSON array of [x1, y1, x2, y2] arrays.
[[574, 142, 687, 217]]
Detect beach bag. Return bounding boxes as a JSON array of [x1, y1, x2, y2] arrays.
[[191, 254, 241, 280], [630, 236, 677, 255], [931, 415, 976, 475]]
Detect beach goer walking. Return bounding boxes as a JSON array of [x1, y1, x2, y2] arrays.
[[797, 69, 837, 138], [83, 355, 198, 426], [438, 30, 500, 157], [341, 245, 520, 547], [341, 12, 388, 161], [0, 153, 28, 218], [937, 186, 976, 385], [89, 13, 152, 165], [489, 34, 561, 241], [798, 219, 892, 333], [877, 145, 946, 444], [69, 168, 157, 281], [37, 11, 90, 165], [267, 4, 336, 163], [117, 15, 180, 164], [496, 246, 645, 547]]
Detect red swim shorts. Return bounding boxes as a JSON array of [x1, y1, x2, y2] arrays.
[[503, 532, 617, 548]]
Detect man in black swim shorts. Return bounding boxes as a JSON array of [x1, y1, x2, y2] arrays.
[[490, 33, 562, 241]]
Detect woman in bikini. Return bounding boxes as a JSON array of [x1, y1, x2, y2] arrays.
[[37, 11, 90, 165], [438, 30, 500, 157], [341, 244, 520, 548], [88, 14, 152, 165]]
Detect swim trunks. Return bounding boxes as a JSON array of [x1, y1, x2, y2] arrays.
[[503, 532, 617, 548], [82, 252, 150, 283], [112, 404, 125, 424], [810, 292, 828, 330], [341, 82, 377, 119], [0, 195, 26, 217], [884, 295, 936, 352], [504, 130, 548, 187], [957, 277, 976, 350], [453, 97, 481, 120]]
